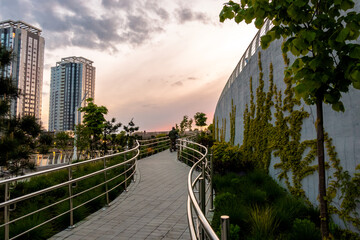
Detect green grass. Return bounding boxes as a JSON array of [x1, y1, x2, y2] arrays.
[[211, 169, 321, 240]]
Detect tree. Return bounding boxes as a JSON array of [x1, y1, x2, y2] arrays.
[[74, 124, 91, 156], [102, 118, 122, 154], [79, 98, 108, 153], [0, 45, 44, 176], [188, 118, 193, 131], [123, 118, 139, 148], [194, 112, 207, 129], [38, 133, 54, 155], [220, 0, 360, 237], [180, 115, 189, 133], [55, 131, 72, 161]]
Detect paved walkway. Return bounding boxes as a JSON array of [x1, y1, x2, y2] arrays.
[[50, 150, 191, 240]]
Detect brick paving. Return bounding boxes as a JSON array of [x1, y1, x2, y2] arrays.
[[50, 150, 191, 240]]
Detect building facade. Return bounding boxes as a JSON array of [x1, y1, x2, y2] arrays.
[[0, 20, 45, 120], [48, 57, 95, 131]]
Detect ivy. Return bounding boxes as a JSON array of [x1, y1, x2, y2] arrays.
[[242, 52, 274, 172], [220, 118, 227, 142], [229, 99, 237, 146]]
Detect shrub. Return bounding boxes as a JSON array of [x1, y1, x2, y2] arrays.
[[289, 219, 321, 240], [249, 205, 279, 240], [211, 142, 253, 175], [212, 192, 248, 234]]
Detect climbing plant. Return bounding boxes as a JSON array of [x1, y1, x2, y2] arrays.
[[220, 118, 226, 142], [241, 52, 274, 172], [272, 53, 318, 201], [229, 99, 236, 146]]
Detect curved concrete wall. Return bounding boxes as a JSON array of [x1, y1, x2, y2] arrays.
[[214, 3, 360, 228]]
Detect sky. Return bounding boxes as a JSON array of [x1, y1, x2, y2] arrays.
[[0, 0, 258, 132]]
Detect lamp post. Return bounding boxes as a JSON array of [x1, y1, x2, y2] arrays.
[[72, 92, 88, 161]]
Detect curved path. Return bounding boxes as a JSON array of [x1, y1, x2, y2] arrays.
[[50, 150, 191, 240]]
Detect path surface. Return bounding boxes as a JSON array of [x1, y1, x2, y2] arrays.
[[50, 150, 191, 240]]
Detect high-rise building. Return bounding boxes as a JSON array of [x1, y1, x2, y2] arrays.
[[0, 20, 45, 120], [48, 56, 95, 131]]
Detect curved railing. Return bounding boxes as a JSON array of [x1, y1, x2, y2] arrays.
[[178, 139, 219, 240], [217, 19, 273, 106], [0, 137, 170, 240]]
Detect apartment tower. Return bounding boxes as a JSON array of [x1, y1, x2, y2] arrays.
[[0, 20, 45, 120], [48, 57, 95, 131]]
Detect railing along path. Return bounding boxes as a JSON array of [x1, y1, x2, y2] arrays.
[[0, 137, 170, 240]]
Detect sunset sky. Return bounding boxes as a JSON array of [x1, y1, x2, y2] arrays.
[[1, 0, 258, 131]]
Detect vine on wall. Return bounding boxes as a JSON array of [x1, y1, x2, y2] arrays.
[[233, 51, 360, 231], [220, 118, 226, 142], [242, 52, 275, 172], [229, 99, 236, 146]]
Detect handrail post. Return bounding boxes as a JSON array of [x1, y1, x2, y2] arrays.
[[68, 165, 74, 228], [104, 157, 109, 206], [4, 182, 10, 240], [199, 176, 206, 240], [209, 149, 214, 211], [177, 139, 180, 160], [221, 215, 230, 240], [124, 153, 128, 192]]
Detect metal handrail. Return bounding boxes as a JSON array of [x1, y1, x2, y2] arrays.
[[217, 19, 273, 107], [0, 137, 169, 240], [178, 139, 218, 240]]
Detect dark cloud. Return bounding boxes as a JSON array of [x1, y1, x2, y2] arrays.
[[1, 0, 211, 52], [175, 7, 210, 24]]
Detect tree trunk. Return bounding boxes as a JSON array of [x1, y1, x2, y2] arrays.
[[316, 97, 329, 238]]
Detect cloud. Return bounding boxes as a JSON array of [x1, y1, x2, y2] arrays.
[[187, 77, 197, 80], [175, 7, 210, 24], [172, 81, 183, 86]]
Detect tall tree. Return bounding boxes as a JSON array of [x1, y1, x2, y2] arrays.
[[220, 1, 360, 237], [180, 115, 189, 133], [194, 112, 207, 129], [79, 98, 108, 153], [188, 118, 193, 131]]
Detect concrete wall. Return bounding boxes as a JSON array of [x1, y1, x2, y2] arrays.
[[214, 2, 360, 229]]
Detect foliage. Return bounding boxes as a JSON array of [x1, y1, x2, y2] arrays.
[[212, 171, 321, 239], [220, 0, 360, 237], [123, 118, 139, 148], [194, 130, 215, 148], [79, 98, 108, 152], [249, 205, 279, 240], [229, 99, 236, 146], [102, 117, 122, 153], [194, 112, 207, 128], [289, 219, 321, 240], [0, 116, 42, 176], [37, 133, 53, 154], [211, 142, 253, 175], [74, 123, 91, 154], [242, 53, 274, 172], [180, 115, 189, 133], [55, 131, 71, 152]]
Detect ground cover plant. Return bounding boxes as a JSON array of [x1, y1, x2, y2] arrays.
[[211, 170, 323, 240]]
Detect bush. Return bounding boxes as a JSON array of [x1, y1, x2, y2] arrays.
[[289, 218, 321, 240], [212, 192, 248, 234], [249, 205, 279, 240], [211, 142, 254, 175]]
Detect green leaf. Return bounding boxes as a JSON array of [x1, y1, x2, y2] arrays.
[[303, 31, 316, 43], [350, 70, 360, 82], [332, 101, 345, 112], [354, 81, 360, 89], [255, 17, 264, 28], [261, 35, 272, 49], [349, 46, 360, 59], [336, 27, 350, 42], [340, 0, 354, 11]]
